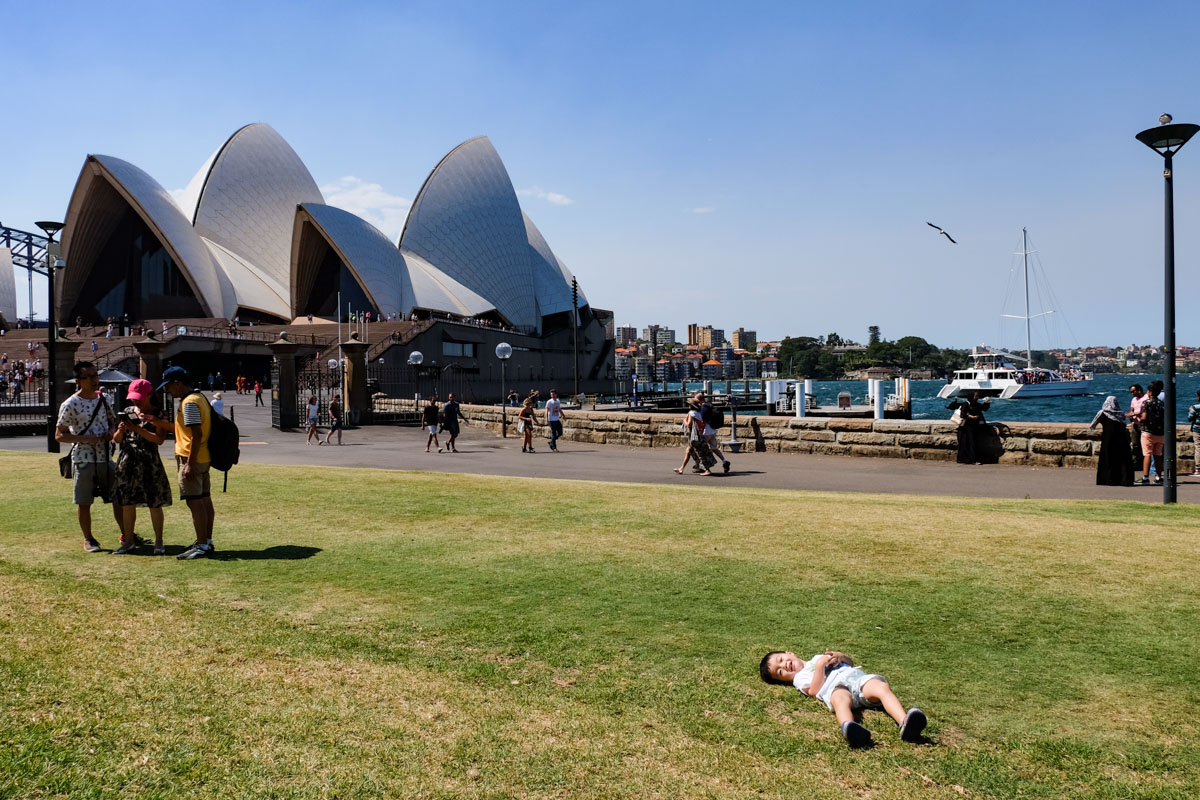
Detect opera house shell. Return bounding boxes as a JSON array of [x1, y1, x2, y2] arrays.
[[59, 124, 588, 334]]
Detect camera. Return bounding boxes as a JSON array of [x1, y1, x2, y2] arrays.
[[117, 407, 140, 425]]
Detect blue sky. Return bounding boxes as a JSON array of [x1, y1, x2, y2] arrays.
[[3, 0, 1199, 349]]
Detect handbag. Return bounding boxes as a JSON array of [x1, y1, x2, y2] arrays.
[[58, 393, 109, 479], [950, 408, 963, 425]]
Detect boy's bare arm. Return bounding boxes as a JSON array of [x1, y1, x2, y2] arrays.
[[803, 654, 830, 696]]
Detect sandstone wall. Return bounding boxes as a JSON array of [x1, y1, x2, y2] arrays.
[[373, 398, 1198, 470]]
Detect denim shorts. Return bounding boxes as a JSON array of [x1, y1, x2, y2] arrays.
[[814, 666, 887, 711]]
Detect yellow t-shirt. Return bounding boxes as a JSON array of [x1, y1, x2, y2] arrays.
[[174, 392, 211, 463]]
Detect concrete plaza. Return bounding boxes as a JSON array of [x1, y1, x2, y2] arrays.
[[6, 397, 1196, 502]]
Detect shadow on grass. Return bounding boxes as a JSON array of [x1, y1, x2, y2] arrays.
[[215, 545, 322, 561]]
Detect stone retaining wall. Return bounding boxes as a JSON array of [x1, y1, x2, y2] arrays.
[[374, 398, 1197, 470]]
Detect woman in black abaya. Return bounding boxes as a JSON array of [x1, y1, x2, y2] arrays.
[[1089, 395, 1134, 486], [955, 391, 990, 464]]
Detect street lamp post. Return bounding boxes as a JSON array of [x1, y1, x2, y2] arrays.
[[408, 350, 423, 406], [496, 342, 512, 437], [36, 221, 64, 453], [1136, 114, 1199, 504]]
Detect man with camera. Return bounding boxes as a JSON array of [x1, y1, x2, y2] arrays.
[[56, 361, 121, 552]]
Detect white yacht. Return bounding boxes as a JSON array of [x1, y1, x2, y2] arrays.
[[937, 346, 1092, 399], [939, 228, 1093, 400]]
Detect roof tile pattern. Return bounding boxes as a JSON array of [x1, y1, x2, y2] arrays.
[[523, 211, 585, 318], [400, 137, 536, 328], [193, 124, 323, 296], [300, 203, 405, 316]]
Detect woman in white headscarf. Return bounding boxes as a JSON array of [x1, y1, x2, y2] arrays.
[[1089, 395, 1133, 486]]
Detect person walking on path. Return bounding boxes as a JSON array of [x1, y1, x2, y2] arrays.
[[90, 340, 98, 357], [518, 396, 538, 453], [56, 360, 120, 552], [544, 390, 565, 452], [111, 378, 172, 554], [159, 366, 216, 560], [1188, 390, 1200, 477], [674, 397, 716, 475], [697, 392, 731, 473], [1089, 396, 1134, 487], [323, 394, 344, 445], [441, 393, 461, 452], [423, 396, 443, 452], [305, 395, 320, 444], [254, 380, 265, 407]]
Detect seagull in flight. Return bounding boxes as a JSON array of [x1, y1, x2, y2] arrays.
[[926, 221, 957, 244]]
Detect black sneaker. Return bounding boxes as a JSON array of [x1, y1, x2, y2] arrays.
[[177, 543, 212, 560], [841, 720, 872, 748], [899, 708, 927, 742], [84, 538, 103, 553], [722, 460, 731, 474]]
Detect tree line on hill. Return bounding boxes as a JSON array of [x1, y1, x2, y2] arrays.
[[775, 329, 1059, 380]]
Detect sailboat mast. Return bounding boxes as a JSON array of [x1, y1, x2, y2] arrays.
[[1022, 227, 1032, 368]]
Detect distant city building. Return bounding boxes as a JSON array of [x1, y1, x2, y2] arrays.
[[701, 359, 724, 380], [641, 325, 675, 349], [614, 350, 632, 380], [633, 356, 653, 379], [615, 326, 638, 347], [731, 327, 757, 351], [696, 326, 724, 349], [761, 356, 780, 377], [740, 358, 760, 379], [687, 323, 700, 347]]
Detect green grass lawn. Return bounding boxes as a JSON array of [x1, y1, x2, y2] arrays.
[[2, 450, 1198, 799]]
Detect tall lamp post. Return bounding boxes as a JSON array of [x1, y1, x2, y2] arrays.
[[1136, 114, 1199, 504], [408, 350, 423, 405], [36, 221, 64, 453], [496, 342, 512, 437]]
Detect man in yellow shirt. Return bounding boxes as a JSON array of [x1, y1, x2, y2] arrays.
[[158, 366, 215, 560]]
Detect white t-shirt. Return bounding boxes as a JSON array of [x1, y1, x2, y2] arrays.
[[545, 398, 562, 421], [307, 402, 319, 424], [57, 393, 115, 464]]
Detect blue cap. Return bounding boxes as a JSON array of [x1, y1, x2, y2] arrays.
[[156, 365, 190, 392]]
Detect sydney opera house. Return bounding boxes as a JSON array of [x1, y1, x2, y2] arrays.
[[57, 123, 594, 336]]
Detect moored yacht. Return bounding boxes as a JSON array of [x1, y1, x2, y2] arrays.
[[937, 346, 1092, 399]]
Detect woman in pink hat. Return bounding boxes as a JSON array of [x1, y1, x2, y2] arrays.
[[111, 378, 173, 554]]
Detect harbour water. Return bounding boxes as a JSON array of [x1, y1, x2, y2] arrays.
[[644, 376, 1200, 424]]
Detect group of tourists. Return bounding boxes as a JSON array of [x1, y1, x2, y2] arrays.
[[1087, 380, 1195, 487], [1, 353, 43, 402], [57, 363, 217, 559]]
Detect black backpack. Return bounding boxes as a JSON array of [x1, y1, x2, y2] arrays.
[[191, 394, 240, 490], [705, 404, 726, 430], [1144, 398, 1165, 437]]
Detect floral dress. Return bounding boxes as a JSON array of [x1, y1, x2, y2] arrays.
[[113, 414, 173, 508]]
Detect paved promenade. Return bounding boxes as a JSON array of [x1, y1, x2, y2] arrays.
[[6, 399, 1196, 502]]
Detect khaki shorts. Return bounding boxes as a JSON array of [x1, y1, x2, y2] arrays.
[[177, 458, 211, 499], [73, 460, 115, 505], [1141, 432, 1165, 456]]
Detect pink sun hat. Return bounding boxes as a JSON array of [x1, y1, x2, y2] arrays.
[[126, 378, 154, 400]]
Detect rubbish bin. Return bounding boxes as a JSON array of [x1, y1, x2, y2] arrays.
[[837, 391, 851, 409]]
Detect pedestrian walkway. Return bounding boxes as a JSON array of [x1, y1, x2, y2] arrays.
[[4, 399, 1195, 502]]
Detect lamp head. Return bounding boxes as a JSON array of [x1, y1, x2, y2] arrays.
[[1136, 118, 1200, 155], [495, 342, 512, 360], [35, 220, 64, 238]]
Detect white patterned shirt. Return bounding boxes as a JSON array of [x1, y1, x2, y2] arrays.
[[57, 393, 115, 464]]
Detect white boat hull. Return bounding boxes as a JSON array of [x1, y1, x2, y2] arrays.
[[937, 378, 1092, 400]]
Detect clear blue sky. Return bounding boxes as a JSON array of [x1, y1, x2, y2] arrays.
[[3, 0, 1199, 349]]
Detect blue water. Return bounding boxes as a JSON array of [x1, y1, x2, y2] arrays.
[[640, 376, 1200, 424]]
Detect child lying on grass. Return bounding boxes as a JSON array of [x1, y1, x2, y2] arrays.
[[760, 649, 927, 748]]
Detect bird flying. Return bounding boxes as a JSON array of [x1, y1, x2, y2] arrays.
[[926, 221, 957, 244]]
